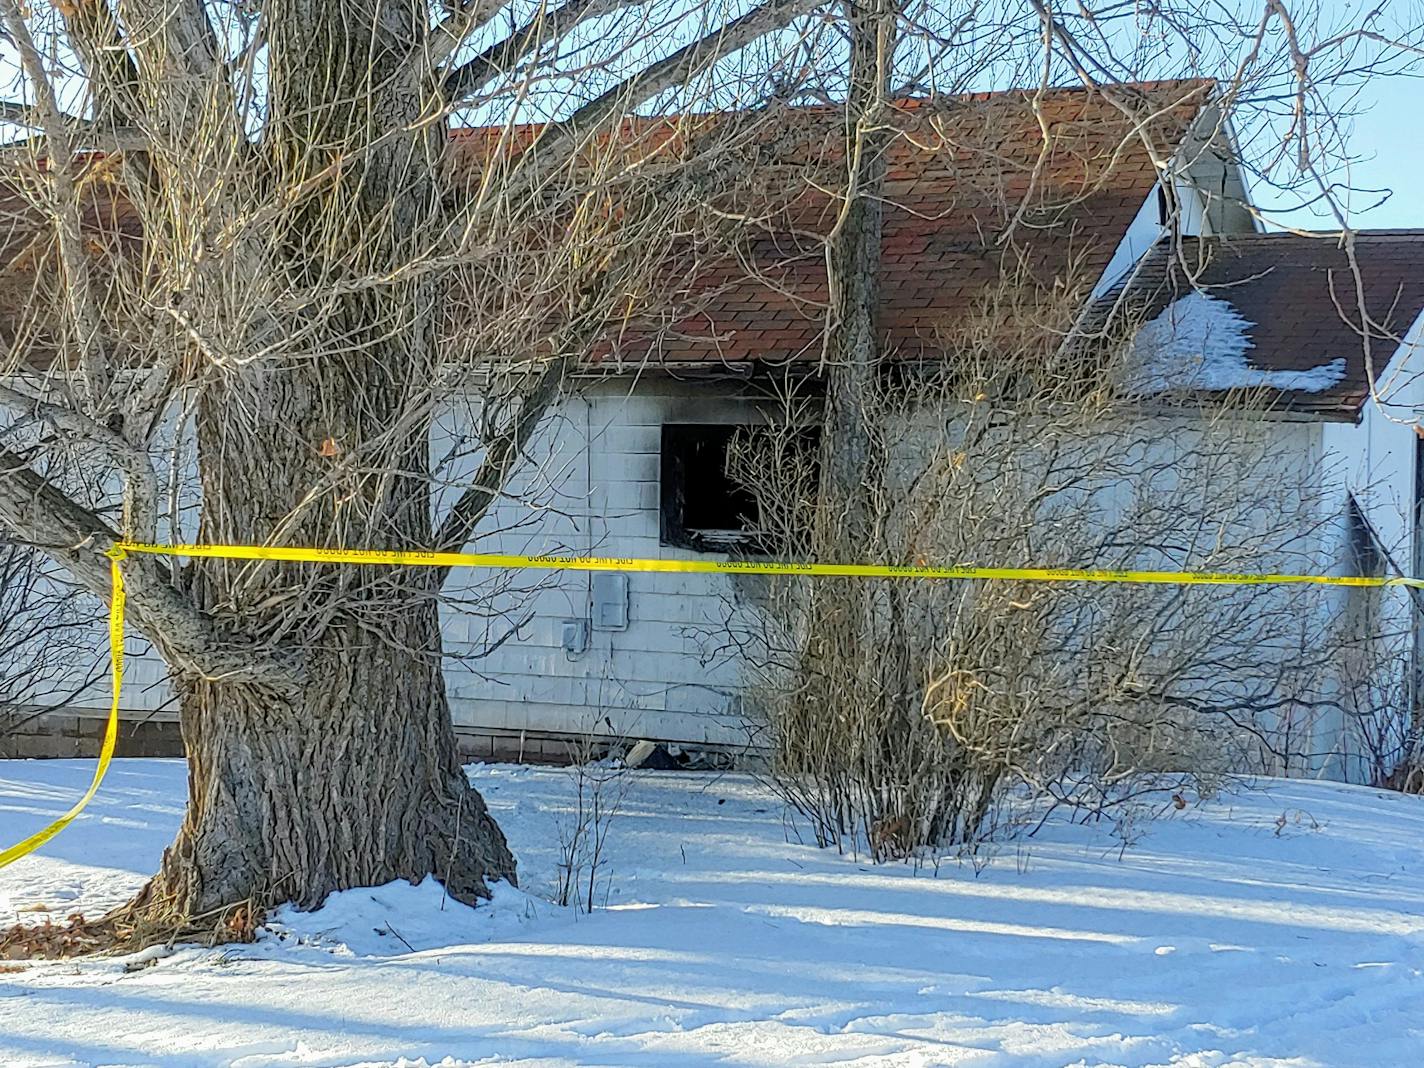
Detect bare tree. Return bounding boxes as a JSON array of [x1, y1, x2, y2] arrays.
[[725, 0, 1423, 855], [0, 0, 1417, 947], [0, 0, 820, 945], [730, 266, 1376, 857]]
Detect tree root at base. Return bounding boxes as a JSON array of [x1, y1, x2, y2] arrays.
[[0, 892, 262, 960]]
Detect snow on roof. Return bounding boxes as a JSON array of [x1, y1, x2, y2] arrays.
[[1129, 292, 1347, 395], [1104, 232, 1424, 417]]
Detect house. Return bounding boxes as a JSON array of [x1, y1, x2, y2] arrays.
[[5, 80, 1424, 782], [432, 84, 1424, 777]]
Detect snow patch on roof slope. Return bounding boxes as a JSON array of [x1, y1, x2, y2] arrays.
[[1130, 291, 1347, 393]]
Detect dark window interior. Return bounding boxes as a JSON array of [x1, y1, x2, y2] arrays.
[[1347, 491, 1386, 578], [660, 424, 761, 552], [660, 423, 822, 553]]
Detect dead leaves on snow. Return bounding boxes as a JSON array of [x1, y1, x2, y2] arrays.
[[0, 898, 263, 960], [1, 913, 114, 959]]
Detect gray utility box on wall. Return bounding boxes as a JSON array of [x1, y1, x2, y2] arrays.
[[591, 572, 629, 630], [561, 618, 589, 655]]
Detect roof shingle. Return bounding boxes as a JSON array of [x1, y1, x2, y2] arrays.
[[607, 80, 1213, 367], [1104, 232, 1424, 416]]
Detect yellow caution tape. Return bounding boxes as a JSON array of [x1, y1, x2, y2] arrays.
[[0, 555, 125, 870], [4, 539, 1419, 872], [112, 541, 1424, 589]]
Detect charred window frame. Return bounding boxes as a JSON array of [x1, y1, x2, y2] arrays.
[[660, 424, 757, 552], [659, 423, 818, 553]]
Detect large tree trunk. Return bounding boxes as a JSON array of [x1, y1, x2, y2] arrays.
[[138, 326, 522, 923], [122, 272, 521, 926], [117, 0, 519, 927], [137, 606, 513, 919]]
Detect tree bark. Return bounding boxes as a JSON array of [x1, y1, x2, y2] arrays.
[[118, 0, 521, 926], [136, 603, 513, 918], [818, 0, 895, 546]]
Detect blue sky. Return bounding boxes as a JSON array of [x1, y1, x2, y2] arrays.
[[1256, 71, 1424, 230], [1336, 73, 1424, 228]]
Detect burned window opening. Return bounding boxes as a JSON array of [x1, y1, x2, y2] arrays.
[[660, 424, 761, 552], [660, 423, 821, 553]]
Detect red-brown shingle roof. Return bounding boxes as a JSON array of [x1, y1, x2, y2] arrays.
[[1, 81, 1214, 370], [1104, 232, 1424, 416], [600, 80, 1213, 367]]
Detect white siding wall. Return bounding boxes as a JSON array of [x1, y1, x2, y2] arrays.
[[1318, 312, 1424, 778], [1321, 315, 1424, 566], [444, 387, 1360, 763], [4, 378, 766, 745], [11, 366, 1418, 775], [438, 378, 764, 747]]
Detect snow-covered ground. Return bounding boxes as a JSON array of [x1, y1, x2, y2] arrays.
[[2, 760, 1423, 1067]]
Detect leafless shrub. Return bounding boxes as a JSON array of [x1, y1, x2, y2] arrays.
[[727, 267, 1369, 859], [1352, 643, 1424, 793], [552, 728, 633, 913]]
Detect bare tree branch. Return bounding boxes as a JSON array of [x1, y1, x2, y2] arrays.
[[0, 447, 297, 687], [441, 0, 643, 103], [434, 353, 572, 566]]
